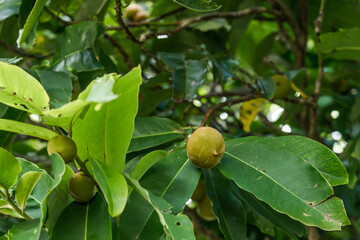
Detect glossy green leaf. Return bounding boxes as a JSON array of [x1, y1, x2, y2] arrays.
[[15, 171, 43, 212], [42, 73, 122, 129], [51, 21, 105, 71], [72, 66, 142, 172], [219, 138, 350, 230], [173, 0, 221, 12], [17, 158, 53, 198], [7, 219, 41, 240], [18, 0, 46, 46], [33, 70, 72, 108], [172, 60, 207, 101], [40, 154, 67, 230], [90, 157, 128, 217], [123, 175, 196, 240], [140, 149, 201, 214], [41, 100, 90, 129], [51, 50, 103, 72], [0, 119, 57, 140], [0, 62, 49, 113], [158, 52, 185, 69], [204, 168, 247, 240], [51, 194, 111, 240], [43, 166, 73, 233], [130, 150, 168, 181], [128, 117, 183, 153], [319, 28, 360, 60], [242, 136, 348, 186], [0, 148, 21, 189], [232, 183, 306, 239], [0, 0, 21, 22]]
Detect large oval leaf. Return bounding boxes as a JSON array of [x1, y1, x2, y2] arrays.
[[51, 194, 111, 240], [90, 157, 128, 217], [73, 66, 142, 172], [242, 136, 348, 186], [218, 138, 350, 231], [0, 62, 49, 113], [0, 147, 21, 189]]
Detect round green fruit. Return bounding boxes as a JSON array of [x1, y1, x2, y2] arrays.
[[47, 135, 77, 163], [191, 181, 206, 202], [272, 75, 291, 99], [68, 173, 96, 203], [187, 127, 225, 168], [197, 195, 216, 221], [133, 10, 149, 22], [124, 4, 143, 21]]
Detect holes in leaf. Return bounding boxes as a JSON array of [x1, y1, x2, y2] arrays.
[[262, 170, 267, 173], [12, 92, 16, 96], [19, 104, 29, 110], [176, 222, 181, 226]]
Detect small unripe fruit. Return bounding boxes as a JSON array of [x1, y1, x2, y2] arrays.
[[197, 195, 216, 221], [187, 127, 225, 168], [191, 181, 206, 202], [133, 10, 149, 22], [272, 75, 291, 99], [47, 135, 77, 163], [124, 4, 143, 21], [68, 173, 96, 203]]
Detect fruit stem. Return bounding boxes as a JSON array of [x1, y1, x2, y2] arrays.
[[74, 156, 103, 195]]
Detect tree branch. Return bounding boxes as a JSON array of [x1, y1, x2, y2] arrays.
[[201, 94, 261, 127], [114, 0, 141, 43], [307, 0, 327, 140], [139, 7, 278, 42], [103, 33, 132, 69]]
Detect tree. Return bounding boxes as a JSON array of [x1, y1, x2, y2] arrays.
[[0, 0, 359, 239]]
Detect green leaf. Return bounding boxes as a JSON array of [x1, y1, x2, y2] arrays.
[[41, 100, 90, 129], [232, 183, 306, 239], [319, 28, 360, 60], [128, 117, 183, 153], [43, 166, 74, 233], [130, 150, 168, 181], [15, 171, 43, 212], [0, 0, 21, 22], [18, 0, 47, 46], [17, 158, 54, 204], [218, 137, 350, 230], [243, 136, 349, 186], [90, 157, 128, 217], [33, 70, 72, 108], [0, 200, 23, 219], [123, 175, 196, 240], [40, 154, 67, 230], [158, 52, 185, 69], [7, 219, 41, 240], [0, 148, 21, 189], [0, 62, 49, 113], [140, 149, 201, 214], [51, 194, 112, 240], [172, 60, 207, 101], [73, 66, 142, 172], [51, 21, 105, 71], [0, 119, 57, 140], [173, 0, 221, 12], [204, 168, 247, 240]]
